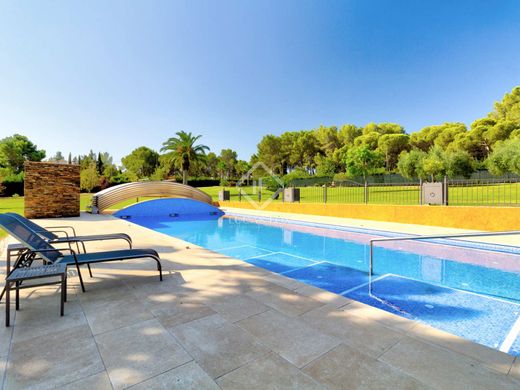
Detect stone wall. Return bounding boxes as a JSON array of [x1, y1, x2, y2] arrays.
[[24, 162, 80, 218]]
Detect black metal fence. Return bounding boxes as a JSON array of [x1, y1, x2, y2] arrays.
[[447, 178, 520, 206], [222, 177, 520, 207]]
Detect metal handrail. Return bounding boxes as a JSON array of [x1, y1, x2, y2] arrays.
[[369, 230, 520, 276]]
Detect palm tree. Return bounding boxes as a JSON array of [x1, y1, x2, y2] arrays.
[[161, 131, 209, 184]]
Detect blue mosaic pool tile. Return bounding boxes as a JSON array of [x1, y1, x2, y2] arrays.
[[347, 275, 520, 350], [508, 331, 520, 356], [284, 262, 370, 294], [247, 253, 315, 274], [219, 246, 272, 260]]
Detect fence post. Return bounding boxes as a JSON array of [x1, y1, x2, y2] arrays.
[[419, 179, 423, 205], [258, 184, 262, 202], [443, 176, 448, 206], [323, 184, 327, 204], [364, 180, 368, 204], [238, 188, 241, 202]]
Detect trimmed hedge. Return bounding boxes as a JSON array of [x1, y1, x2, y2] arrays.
[[187, 178, 221, 187], [1, 181, 24, 196]]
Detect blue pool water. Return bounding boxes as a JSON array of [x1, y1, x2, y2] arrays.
[[117, 202, 520, 356]]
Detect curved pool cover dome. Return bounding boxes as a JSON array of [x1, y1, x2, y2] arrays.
[[114, 198, 224, 221], [89, 181, 213, 214]]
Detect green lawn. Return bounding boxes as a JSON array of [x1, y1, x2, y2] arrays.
[[0, 193, 181, 217], [0, 182, 518, 220], [0, 194, 159, 238]]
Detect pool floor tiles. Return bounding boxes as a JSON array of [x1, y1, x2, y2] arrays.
[[247, 253, 317, 274], [218, 245, 272, 259], [347, 275, 520, 353], [505, 318, 520, 356], [283, 262, 371, 294]]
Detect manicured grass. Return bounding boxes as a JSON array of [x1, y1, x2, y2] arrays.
[[0, 181, 518, 223], [107, 196, 160, 211], [0, 194, 156, 239], [0, 194, 161, 216], [0, 196, 25, 215]]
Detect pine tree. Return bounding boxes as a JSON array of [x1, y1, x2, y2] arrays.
[[96, 152, 104, 175]]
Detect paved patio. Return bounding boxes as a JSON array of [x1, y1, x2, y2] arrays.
[[0, 213, 518, 389]]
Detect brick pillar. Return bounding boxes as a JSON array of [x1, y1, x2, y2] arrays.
[[24, 162, 80, 218]]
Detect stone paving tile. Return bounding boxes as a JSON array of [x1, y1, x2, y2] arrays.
[[15, 282, 78, 300], [246, 282, 324, 317], [95, 319, 192, 389], [12, 296, 88, 343], [339, 300, 418, 333], [75, 276, 129, 296], [303, 343, 424, 390], [217, 352, 325, 390], [58, 371, 112, 390], [380, 336, 519, 390], [259, 271, 307, 290], [130, 361, 220, 389], [508, 358, 519, 381], [293, 284, 353, 307], [237, 310, 341, 368], [408, 322, 515, 374], [205, 293, 270, 323], [158, 302, 217, 329], [184, 268, 265, 294], [125, 273, 193, 300], [130, 278, 218, 324], [0, 321, 13, 358], [5, 325, 104, 390], [0, 356, 7, 390], [80, 288, 154, 335], [170, 313, 270, 379], [161, 271, 258, 302], [302, 304, 404, 358]]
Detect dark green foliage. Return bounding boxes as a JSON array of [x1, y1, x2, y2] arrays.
[[487, 138, 520, 175], [161, 131, 209, 184], [0, 134, 45, 174], [121, 146, 160, 180], [345, 146, 384, 180]]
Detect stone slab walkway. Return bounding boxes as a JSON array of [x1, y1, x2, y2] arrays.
[[0, 213, 518, 389]]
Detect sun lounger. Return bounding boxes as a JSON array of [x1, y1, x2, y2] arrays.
[[6, 212, 132, 248], [0, 214, 162, 292]]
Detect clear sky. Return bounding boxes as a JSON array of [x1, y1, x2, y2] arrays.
[[1, 0, 519, 164]]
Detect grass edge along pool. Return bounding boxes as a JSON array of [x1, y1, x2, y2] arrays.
[[117, 205, 520, 357]]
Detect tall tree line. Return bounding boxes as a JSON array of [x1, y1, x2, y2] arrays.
[[254, 87, 520, 180], [1, 86, 519, 194]]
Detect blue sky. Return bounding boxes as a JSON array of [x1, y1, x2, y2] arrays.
[[1, 0, 519, 164]]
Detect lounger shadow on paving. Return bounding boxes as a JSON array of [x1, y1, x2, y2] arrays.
[[0, 214, 163, 293]]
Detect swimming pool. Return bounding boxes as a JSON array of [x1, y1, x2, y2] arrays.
[[117, 203, 520, 356]]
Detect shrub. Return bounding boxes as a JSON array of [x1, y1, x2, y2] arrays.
[[487, 138, 520, 175]]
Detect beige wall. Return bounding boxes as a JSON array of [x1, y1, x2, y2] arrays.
[[218, 201, 520, 231]]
